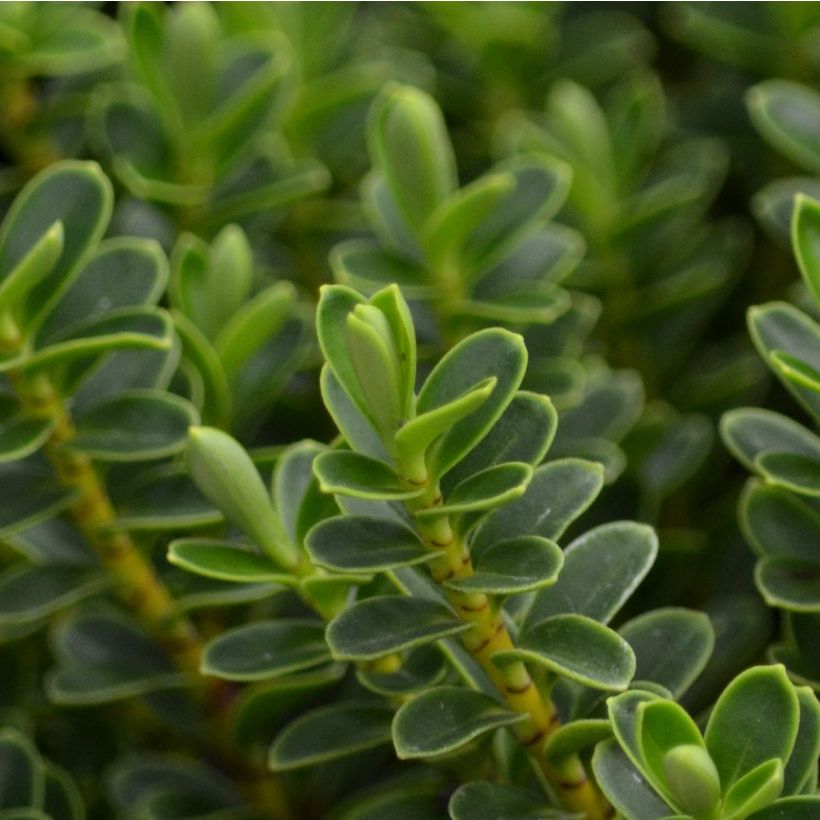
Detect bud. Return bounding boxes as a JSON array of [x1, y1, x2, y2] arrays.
[[663, 744, 721, 819]]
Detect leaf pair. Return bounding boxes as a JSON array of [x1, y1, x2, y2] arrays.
[[595, 665, 820, 819]]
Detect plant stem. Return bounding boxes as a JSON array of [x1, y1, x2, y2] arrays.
[[407, 481, 611, 820], [8, 365, 293, 818]]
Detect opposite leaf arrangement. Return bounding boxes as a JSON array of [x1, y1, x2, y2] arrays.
[[0, 5, 820, 820]]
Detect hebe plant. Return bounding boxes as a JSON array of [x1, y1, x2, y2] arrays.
[[0, 4, 819, 820]]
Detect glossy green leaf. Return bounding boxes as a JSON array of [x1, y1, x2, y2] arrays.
[[619, 609, 714, 698], [167, 539, 291, 584], [369, 84, 456, 234], [417, 462, 532, 522], [723, 758, 783, 820], [524, 522, 657, 629], [392, 686, 525, 759], [704, 665, 799, 788], [306, 515, 430, 573], [494, 614, 635, 690], [187, 427, 299, 569], [445, 536, 563, 596], [771, 350, 820, 393], [313, 451, 422, 500], [201, 619, 330, 682], [0, 161, 113, 330], [473, 459, 603, 555], [417, 329, 527, 479], [326, 596, 470, 661], [70, 390, 197, 461], [268, 702, 393, 772], [47, 611, 183, 704]]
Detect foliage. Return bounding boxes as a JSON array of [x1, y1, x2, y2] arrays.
[[0, 4, 817, 820]]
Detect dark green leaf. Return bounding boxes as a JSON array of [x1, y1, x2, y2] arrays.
[[445, 536, 563, 596], [494, 614, 635, 690], [268, 702, 393, 771], [313, 451, 422, 500], [201, 620, 330, 681], [326, 596, 470, 661], [392, 686, 525, 759], [306, 515, 431, 573], [167, 539, 292, 584]]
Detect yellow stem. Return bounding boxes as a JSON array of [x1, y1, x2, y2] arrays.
[[408, 482, 611, 819]]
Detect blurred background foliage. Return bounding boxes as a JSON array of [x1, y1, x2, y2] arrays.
[[0, 2, 818, 817]]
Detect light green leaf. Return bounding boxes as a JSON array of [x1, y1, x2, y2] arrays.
[[416, 329, 527, 479], [722, 758, 783, 820], [792, 194, 820, 307], [201, 619, 330, 681], [187, 427, 299, 569], [0, 221, 62, 316], [445, 536, 563, 596], [268, 702, 393, 771], [493, 614, 635, 690], [326, 595, 470, 661], [783, 687, 820, 794], [662, 744, 721, 819], [395, 377, 496, 467], [368, 84, 457, 234], [704, 665, 799, 788], [306, 515, 431, 573]]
